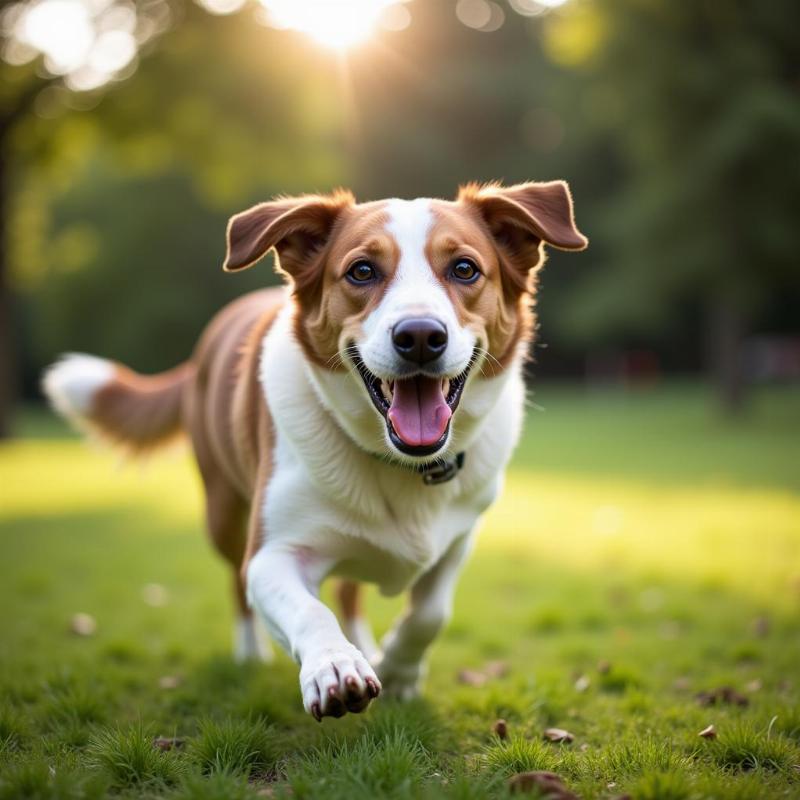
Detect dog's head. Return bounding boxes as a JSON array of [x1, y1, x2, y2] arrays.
[[224, 183, 587, 460]]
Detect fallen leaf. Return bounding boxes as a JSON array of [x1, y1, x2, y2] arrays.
[[574, 675, 590, 692], [70, 613, 97, 637], [579, 743, 590, 752], [142, 583, 169, 607], [153, 736, 185, 751], [457, 669, 487, 687], [597, 660, 611, 674], [695, 687, 749, 707], [483, 660, 510, 679], [673, 676, 691, 691], [457, 661, 509, 687], [158, 675, 182, 690], [543, 727, 574, 744], [698, 724, 717, 739], [745, 679, 762, 693], [492, 719, 508, 740], [508, 771, 577, 798], [659, 620, 681, 640], [752, 616, 770, 637]]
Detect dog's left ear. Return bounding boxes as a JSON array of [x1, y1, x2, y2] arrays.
[[459, 181, 587, 287], [223, 190, 354, 280]]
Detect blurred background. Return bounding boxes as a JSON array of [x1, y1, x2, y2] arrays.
[[1, 0, 799, 437]]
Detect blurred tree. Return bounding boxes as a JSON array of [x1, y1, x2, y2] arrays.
[[0, 0, 174, 436], [1, 0, 346, 435], [543, 0, 800, 413]]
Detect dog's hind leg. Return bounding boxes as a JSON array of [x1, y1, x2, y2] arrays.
[[376, 534, 472, 699], [336, 580, 379, 663], [203, 470, 273, 663]]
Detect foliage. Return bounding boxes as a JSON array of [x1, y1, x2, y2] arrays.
[[543, 0, 800, 346]]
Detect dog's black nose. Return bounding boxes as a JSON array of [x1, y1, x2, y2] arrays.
[[392, 317, 448, 365]]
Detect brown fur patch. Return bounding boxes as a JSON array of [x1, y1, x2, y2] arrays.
[[90, 362, 194, 452], [292, 201, 400, 368]]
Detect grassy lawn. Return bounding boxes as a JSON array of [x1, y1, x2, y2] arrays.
[[1, 382, 799, 799]]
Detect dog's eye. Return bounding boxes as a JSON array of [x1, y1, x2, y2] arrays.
[[451, 259, 480, 284], [346, 260, 377, 284]]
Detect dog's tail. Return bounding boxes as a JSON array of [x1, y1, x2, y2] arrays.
[[42, 354, 194, 454]]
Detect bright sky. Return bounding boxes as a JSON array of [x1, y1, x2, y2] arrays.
[[3, 0, 142, 90], [2, 0, 571, 91], [257, 0, 410, 51]]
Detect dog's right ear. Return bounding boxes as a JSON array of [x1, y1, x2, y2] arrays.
[[223, 191, 354, 278]]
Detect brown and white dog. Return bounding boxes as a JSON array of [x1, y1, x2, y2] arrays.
[[43, 182, 587, 720]]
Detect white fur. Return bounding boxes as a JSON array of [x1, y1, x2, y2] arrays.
[[248, 303, 524, 715], [233, 616, 274, 663], [245, 199, 528, 717], [359, 198, 476, 381], [342, 616, 380, 663], [42, 353, 114, 423]]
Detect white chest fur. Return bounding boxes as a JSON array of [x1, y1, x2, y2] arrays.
[[257, 306, 525, 594]]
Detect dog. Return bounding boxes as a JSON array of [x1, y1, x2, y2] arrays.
[[43, 182, 587, 720]]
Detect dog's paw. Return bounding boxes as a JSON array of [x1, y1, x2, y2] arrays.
[[374, 658, 424, 701], [300, 645, 381, 721]]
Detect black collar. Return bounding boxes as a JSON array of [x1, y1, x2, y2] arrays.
[[370, 450, 466, 485], [417, 452, 466, 485]]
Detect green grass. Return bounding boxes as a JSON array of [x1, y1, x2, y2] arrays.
[[1, 382, 799, 799]]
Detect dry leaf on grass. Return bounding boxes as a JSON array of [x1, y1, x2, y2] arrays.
[[543, 727, 575, 744], [574, 675, 590, 692], [152, 736, 185, 751], [597, 659, 612, 674], [457, 669, 487, 687], [698, 724, 717, 739], [695, 687, 748, 707], [457, 660, 510, 687], [142, 583, 169, 607], [255, 786, 293, 798], [508, 771, 577, 798], [483, 660, 510, 679], [492, 719, 508, 740], [158, 675, 182, 690], [69, 613, 97, 637]]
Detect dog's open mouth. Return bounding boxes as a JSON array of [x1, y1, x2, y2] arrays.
[[351, 350, 476, 457]]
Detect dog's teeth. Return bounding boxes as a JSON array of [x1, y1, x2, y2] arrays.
[[382, 380, 393, 402]]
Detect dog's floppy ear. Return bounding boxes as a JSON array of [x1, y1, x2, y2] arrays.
[[223, 190, 354, 277], [459, 181, 587, 292]]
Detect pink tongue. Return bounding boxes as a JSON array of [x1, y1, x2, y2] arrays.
[[387, 376, 452, 448]]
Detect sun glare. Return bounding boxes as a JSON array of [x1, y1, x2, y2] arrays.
[[259, 0, 408, 51]]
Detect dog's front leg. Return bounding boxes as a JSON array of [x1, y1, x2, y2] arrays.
[[247, 546, 381, 720], [376, 534, 472, 699]]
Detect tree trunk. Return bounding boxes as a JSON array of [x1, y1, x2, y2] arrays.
[[707, 295, 747, 416], [0, 143, 14, 438]]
